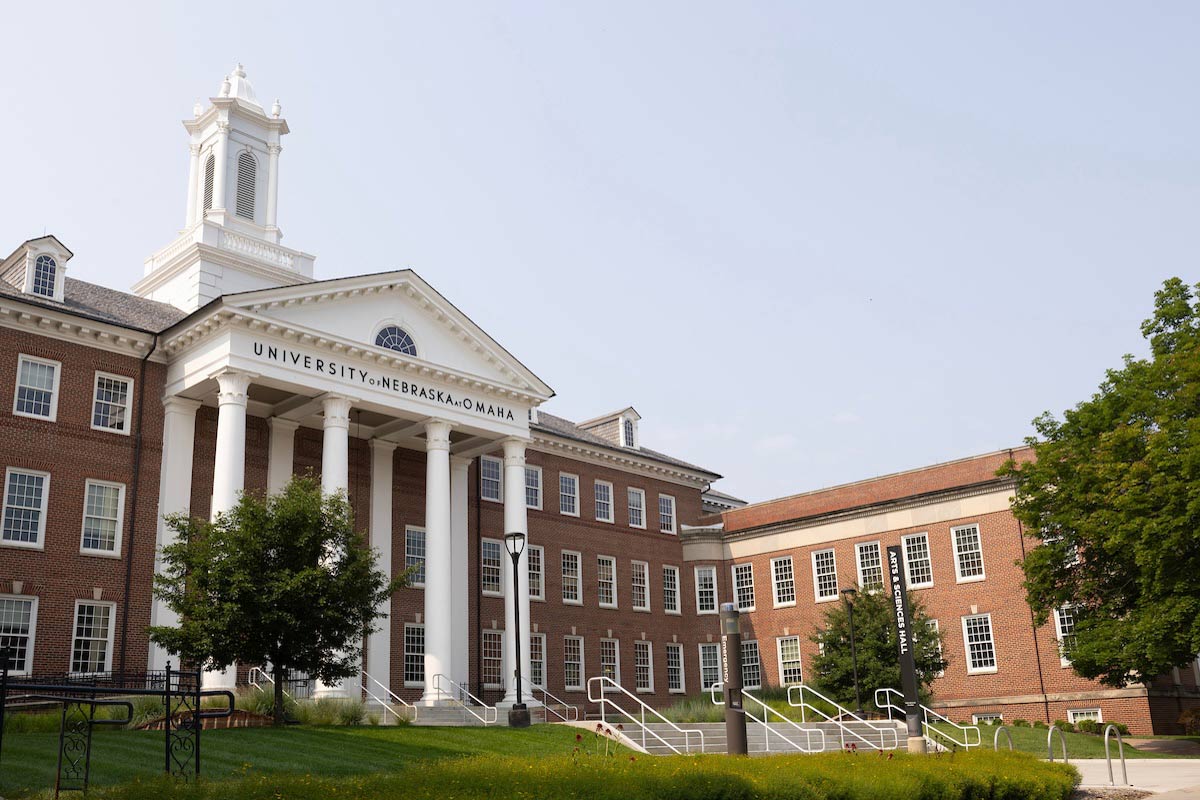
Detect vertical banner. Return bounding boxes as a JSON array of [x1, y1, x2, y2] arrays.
[[886, 545, 923, 740]]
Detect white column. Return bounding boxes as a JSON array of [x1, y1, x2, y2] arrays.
[[449, 456, 471, 688], [184, 143, 201, 226], [148, 396, 201, 673], [366, 439, 396, 699], [501, 438, 532, 706], [211, 121, 230, 214], [420, 419, 453, 705], [266, 143, 282, 230], [314, 395, 355, 699], [266, 417, 299, 494]]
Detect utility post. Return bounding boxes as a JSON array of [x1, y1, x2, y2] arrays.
[[720, 602, 748, 755]]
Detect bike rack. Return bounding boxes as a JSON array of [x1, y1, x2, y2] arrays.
[[1047, 724, 1068, 763], [1104, 724, 1129, 786], [993, 725, 1013, 751]]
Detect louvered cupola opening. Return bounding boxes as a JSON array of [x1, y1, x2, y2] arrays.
[[203, 154, 215, 211], [235, 151, 256, 220]]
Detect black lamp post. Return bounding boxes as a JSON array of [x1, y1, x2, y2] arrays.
[[504, 531, 531, 728], [841, 587, 862, 713]]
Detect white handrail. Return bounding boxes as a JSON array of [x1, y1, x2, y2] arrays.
[[874, 687, 980, 749], [248, 666, 292, 699], [514, 676, 579, 722], [787, 684, 900, 750], [710, 683, 825, 753], [587, 676, 704, 754], [361, 670, 417, 722], [432, 673, 498, 725]]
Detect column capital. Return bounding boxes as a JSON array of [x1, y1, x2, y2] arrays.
[[501, 436, 529, 467], [267, 143, 283, 155], [268, 416, 301, 433], [424, 419, 453, 451], [210, 370, 256, 406], [449, 454, 472, 471], [370, 438, 398, 454], [321, 395, 354, 429], [189, 143, 202, 156], [162, 395, 202, 415]]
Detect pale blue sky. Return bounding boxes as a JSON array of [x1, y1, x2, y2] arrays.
[[2, 3, 1195, 501]]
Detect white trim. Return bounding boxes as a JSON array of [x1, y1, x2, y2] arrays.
[[0, 593, 38, 675], [901, 532, 935, 589], [634, 639, 654, 693], [524, 465, 543, 511], [561, 549, 583, 606], [698, 642, 721, 690], [530, 632, 547, 688], [563, 634, 585, 691], [972, 713, 1003, 724], [481, 629, 504, 689], [403, 622, 425, 687], [12, 354, 61, 422], [594, 479, 614, 523], [558, 472, 580, 517], [1068, 708, 1103, 724], [79, 479, 126, 558], [776, 635, 804, 685], [631, 559, 650, 612], [479, 455, 503, 503], [658, 494, 677, 534], [404, 525, 427, 587], [961, 613, 998, 675], [599, 637, 622, 686], [69, 599, 116, 675], [732, 562, 756, 612], [741, 639, 762, 690], [951, 523, 987, 584], [627, 487, 647, 529], [527, 544, 544, 601], [1053, 606, 1075, 668], [597, 554, 618, 609], [90, 371, 134, 436], [665, 641, 686, 694], [662, 564, 681, 615], [811, 548, 839, 602], [770, 555, 796, 608], [1, 467, 50, 551], [481, 537, 505, 597], [855, 540, 883, 590], [694, 565, 718, 615]]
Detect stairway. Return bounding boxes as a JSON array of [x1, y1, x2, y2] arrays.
[[406, 703, 501, 726], [629, 720, 907, 756]]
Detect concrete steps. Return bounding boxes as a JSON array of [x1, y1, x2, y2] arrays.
[[629, 720, 906, 755]]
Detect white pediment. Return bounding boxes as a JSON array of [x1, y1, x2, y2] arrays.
[[218, 270, 553, 399]]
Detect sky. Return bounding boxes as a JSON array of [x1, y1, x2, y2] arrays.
[[1, 2, 1196, 502]]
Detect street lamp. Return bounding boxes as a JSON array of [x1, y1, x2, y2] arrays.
[[841, 587, 862, 713], [504, 531, 531, 728]]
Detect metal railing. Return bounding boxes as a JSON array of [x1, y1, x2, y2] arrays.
[[1104, 724, 1128, 786], [361, 671, 417, 724], [1048, 724, 1068, 762], [874, 688, 981, 749], [993, 725, 1013, 750], [587, 676, 704, 754], [431, 674, 497, 725], [788, 684, 901, 750], [710, 683, 825, 753], [513, 676, 578, 722], [246, 667, 312, 700]]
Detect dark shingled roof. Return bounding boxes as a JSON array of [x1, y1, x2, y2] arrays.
[[533, 411, 720, 479], [0, 277, 187, 332]]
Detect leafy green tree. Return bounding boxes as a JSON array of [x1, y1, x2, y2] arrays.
[[150, 475, 404, 725], [809, 588, 947, 708], [1002, 278, 1200, 687]]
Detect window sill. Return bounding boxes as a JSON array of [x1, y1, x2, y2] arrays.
[[773, 600, 796, 609], [629, 524, 647, 531], [0, 540, 44, 551], [636, 688, 654, 694], [696, 609, 718, 616], [908, 583, 934, 591], [80, 549, 121, 560], [90, 424, 131, 437], [669, 689, 686, 695], [955, 575, 986, 584], [559, 511, 580, 518], [596, 517, 614, 525], [562, 599, 583, 606], [599, 603, 619, 610], [482, 590, 504, 598], [815, 595, 838, 604], [633, 607, 650, 613], [664, 609, 681, 616], [12, 410, 56, 423], [481, 496, 503, 504], [738, 607, 757, 613], [403, 682, 423, 689], [966, 668, 998, 676]]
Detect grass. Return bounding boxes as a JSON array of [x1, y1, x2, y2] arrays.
[[931, 723, 1182, 759]]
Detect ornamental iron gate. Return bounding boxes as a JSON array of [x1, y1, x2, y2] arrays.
[[0, 648, 235, 797]]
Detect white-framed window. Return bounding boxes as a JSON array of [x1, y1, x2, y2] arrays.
[[530, 633, 546, 688], [952, 524, 986, 582], [600, 638, 620, 684], [594, 480, 614, 523], [13, 355, 61, 421], [561, 550, 582, 605], [403, 623, 424, 686], [973, 713, 1003, 724], [695, 565, 717, 614], [2, 468, 50, 550], [962, 613, 997, 674], [563, 635, 584, 691], [634, 640, 654, 692], [777, 636, 804, 685], [480, 455, 502, 502], [741, 640, 761, 690], [597, 555, 617, 608], [628, 488, 646, 529], [1068, 708, 1103, 724], [91, 373, 133, 435], [666, 642, 685, 693], [482, 630, 503, 688], [699, 643, 720, 690], [621, 416, 637, 448], [527, 545, 544, 600], [481, 538, 504, 596], [80, 480, 124, 556], [733, 563, 756, 611], [0, 595, 38, 675], [1054, 606, 1077, 667], [70, 601, 114, 674], [662, 565, 681, 614], [405, 526, 426, 586], [658, 495, 676, 534], [559, 473, 579, 517], [926, 619, 945, 677], [856, 541, 883, 590], [903, 533, 934, 589], [631, 560, 650, 611], [524, 466, 542, 510], [31, 254, 57, 298], [771, 556, 796, 607], [811, 549, 839, 601]]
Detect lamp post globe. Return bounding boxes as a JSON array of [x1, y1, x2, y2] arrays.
[[504, 531, 530, 728], [841, 587, 862, 713]]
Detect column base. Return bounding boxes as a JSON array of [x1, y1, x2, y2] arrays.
[[907, 735, 929, 754], [201, 664, 237, 692]]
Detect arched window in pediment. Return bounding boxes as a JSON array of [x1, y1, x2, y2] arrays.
[[375, 325, 417, 357]]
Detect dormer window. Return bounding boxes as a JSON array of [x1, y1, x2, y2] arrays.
[[621, 416, 637, 448], [375, 325, 417, 357], [31, 255, 56, 298]]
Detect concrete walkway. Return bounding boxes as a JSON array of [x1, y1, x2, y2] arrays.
[[1073, 758, 1200, 793]]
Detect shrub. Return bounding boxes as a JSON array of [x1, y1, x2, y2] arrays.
[[1179, 707, 1200, 735], [289, 697, 369, 726], [1109, 722, 1130, 736], [1033, 720, 1048, 729], [1053, 719, 1075, 734], [1012, 719, 1031, 727]]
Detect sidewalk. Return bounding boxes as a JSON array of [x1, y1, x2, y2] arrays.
[[1072, 759, 1200, 793]]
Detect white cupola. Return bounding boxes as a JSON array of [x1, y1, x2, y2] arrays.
[[134, 64, 315, 312]]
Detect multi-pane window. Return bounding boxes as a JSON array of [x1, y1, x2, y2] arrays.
[[561, 550, 582, 604], [962, 613, 997, 673], [405, 527, 426, 586], [634, 640, 654, 692], [1068, 708, 1103, 724], [777, 636, 804, 685], [597, 555, 617, 608], [771, 556, 796, 606], [403, 624, 424, 686], [741, 640, 761, 689], [973, 713, 1003, 724], [628, 488, 646, 528], [666, 643, 685, 693], [563, 636, 584, 690], [92, 373, 133, 434], [527, 545, 544, 600], [0, 596, 36, 674], [1054, 606, 1077, 667], [2, 469, 49, 548], [733, 563, 755, 611], [594, 481, 613, 522], [70, 602, 113, 674], [600, 638, 620, 683], [658, 495, 676, 534], [926, 619, 945, 677], [530, 633, 546, 688], [903, 533, 934, 588], [481, 538, 503, 595], [559, 474, 579, 516], [81, 480, 123, 555], [812, 549, 839, 601], [480, 456, 502, 502], [482, 630, 503, 688], [524, 466, 542, 510], [631, 560, 650, 611], [662, 566, 681, 614], [856, 542, 883, 590], [695, 566, 717, 614], [622, 417, 635, 448], [699, 643, 720, 690], [14, 356, 59, 420], [32, 254, 56, 297], [952, 524, 986, 581]]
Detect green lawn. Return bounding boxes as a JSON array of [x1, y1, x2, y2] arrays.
[[930, 723, 1179, 759]]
